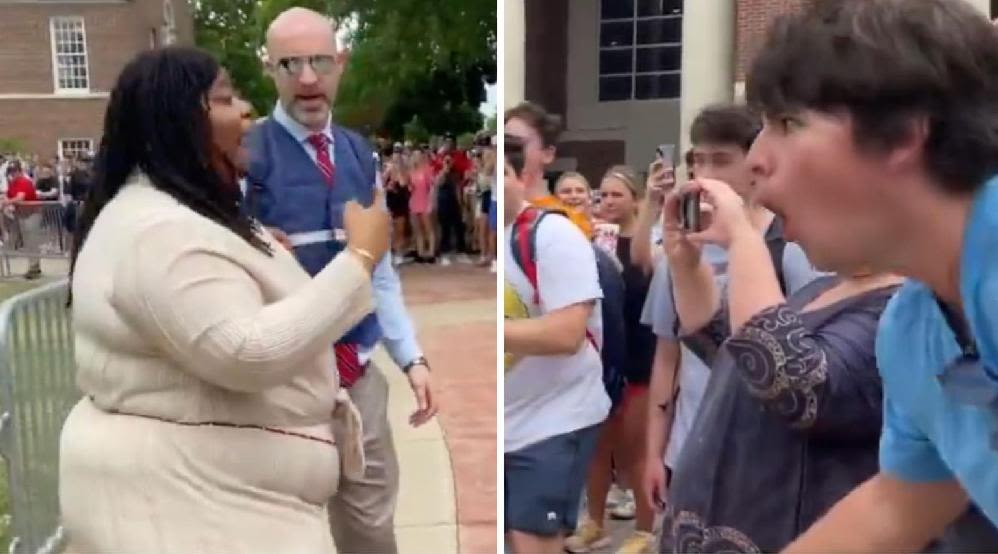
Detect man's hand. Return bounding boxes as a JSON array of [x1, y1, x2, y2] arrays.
[[646, 159, 675, 209], [660, 195, 702, 270], [406, 364, 438, 427], [678, 178, 752, 249], [643, 455, 668, 514]]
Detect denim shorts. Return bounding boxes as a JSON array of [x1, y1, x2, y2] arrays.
[[504, 423, 601, 536]]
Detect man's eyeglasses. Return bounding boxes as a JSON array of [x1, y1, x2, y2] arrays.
[[274, 55, 337, 77]]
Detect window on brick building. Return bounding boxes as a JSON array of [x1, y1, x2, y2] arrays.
[[59, 139, 93, 161], [598, 0, 683, 102], [162, 0, 178, 46], [50, 17, 90, 93]]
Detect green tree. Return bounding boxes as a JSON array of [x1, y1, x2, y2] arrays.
[[194, 0, 275, 115], [0, 138, 25, 155], [402, 116, 430, 145], [196, 0, 496, 137]]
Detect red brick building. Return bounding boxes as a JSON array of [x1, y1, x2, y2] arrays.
[[0, 0, 194, 160]]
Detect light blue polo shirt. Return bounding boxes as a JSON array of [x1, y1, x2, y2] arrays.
[[876, 175, 998, 525]]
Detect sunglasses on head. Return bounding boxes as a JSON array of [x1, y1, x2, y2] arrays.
[[274, 55, 337, 76]]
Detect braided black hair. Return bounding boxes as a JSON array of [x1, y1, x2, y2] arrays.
[[69, 46, 271, 302]]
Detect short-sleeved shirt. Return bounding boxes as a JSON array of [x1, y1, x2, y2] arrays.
[[876, 175, 998, 525], [641, 245, 728, 468], [431, 151, 472, 184], [641, 222, 824, 467], [6, 176, 37, 201], [504, 212, 611, 453]]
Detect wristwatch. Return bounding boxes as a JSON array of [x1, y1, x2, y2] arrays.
[[402, 356, 429, 373]]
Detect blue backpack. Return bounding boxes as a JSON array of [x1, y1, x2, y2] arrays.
[[509, 207, 627, 409]]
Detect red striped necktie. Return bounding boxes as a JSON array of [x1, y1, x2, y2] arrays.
[[307, 132, 365, 388]]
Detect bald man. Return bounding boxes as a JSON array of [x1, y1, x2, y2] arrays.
[[243, 8, 438, 554]]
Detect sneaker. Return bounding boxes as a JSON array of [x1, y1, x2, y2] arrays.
[[564, 518, 611, 553], [439, 256, 452, 267], [392, 255, 404, 267], [610, 490, 636, 520], [615, 531, 655, 554], [489, 260, 497, 273], [606, 483, 626, 508]]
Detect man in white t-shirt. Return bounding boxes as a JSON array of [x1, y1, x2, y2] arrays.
[[503, 135, 611, 554]]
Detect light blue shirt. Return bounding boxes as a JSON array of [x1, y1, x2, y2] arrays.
[[271, 102, 422, 368], [876, 175, 998, 525]]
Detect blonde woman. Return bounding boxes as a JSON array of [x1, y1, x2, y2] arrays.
[[407, 148, 437, 262], [566, 166, 659, 554], [476, 146, 497, 267], [553, 171, 594, 220], [384, 150, 411, 265]]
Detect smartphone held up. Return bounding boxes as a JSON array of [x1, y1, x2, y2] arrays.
[[679, 192, 702, 233]]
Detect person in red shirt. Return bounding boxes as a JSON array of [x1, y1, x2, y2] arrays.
[[6, 162, 38, 203], [4, 162, 42, 278], [431, 137, 472, 265]]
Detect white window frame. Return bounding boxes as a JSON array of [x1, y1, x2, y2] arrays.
[[162, 0, 178, 46], [598, 5, 683, 102], [58, 138, 94, 161], [49, 17, 91, 94]]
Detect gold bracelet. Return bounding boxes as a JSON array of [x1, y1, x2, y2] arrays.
[[348, 246, 377, 265]]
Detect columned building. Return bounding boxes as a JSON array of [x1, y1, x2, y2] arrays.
[[506, 0, 994, 186]]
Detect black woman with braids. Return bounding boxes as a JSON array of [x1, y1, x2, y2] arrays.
[[60, 46, 389, 552]]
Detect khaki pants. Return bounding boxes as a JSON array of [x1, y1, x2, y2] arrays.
[[328, 364, 400, 554]]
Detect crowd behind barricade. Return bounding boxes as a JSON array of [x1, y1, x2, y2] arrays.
[[503, 2, 998, 553], [0, 153, 93, 279], [376, 132, 497, 273]]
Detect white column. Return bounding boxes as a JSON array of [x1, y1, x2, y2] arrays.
[[677, 0, 736, 158], [504, 0, 525, 108], [963, 0, 990, 16]]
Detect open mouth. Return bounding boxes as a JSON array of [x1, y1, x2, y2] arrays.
[[296, 94, 327, 109]]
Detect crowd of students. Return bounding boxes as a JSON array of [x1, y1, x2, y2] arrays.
[[503, 1, 998, 553], [0, 154, 93, 278], [379, 134, 497, 272]]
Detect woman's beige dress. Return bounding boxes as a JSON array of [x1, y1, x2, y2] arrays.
[[60, 173, 373, 553]]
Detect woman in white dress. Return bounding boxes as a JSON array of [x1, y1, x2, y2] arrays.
[[60, 46, 390, 553]]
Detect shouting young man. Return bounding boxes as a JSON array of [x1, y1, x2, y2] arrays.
[[746, 0, 998, 550]]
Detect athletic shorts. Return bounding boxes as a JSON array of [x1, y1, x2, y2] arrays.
[[504, 423, 600, 536]]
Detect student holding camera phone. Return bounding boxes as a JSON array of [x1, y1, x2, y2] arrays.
[[629, 146, 674, 276], [642, 105, 906, 554], [638, 106, 825, 543]]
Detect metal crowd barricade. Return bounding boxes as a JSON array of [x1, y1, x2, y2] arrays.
[[0, 280, 75, 553], [0, 203, 76, 278]]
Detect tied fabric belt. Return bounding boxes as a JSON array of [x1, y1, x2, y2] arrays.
[[285, 228, 367, 389], [92, 389, 367, 481]]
